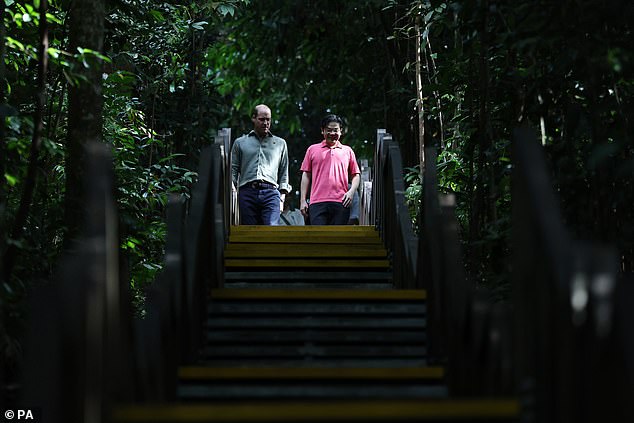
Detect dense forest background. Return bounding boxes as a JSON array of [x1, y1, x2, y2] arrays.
[[2, 0, 633, 386]]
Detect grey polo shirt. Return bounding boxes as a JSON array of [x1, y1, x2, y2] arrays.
[[231, 130, 292, 193]]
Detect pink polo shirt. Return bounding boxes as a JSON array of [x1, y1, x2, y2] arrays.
[[300, 140, 360, 204]]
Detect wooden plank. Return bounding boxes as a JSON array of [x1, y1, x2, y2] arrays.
[[229, 225, 378, 234], [195, 358, 429, 368], [229, 234, 383, 244], [224, 271, 391, 280], [224, 244, 387, 258], [113, 399, 521, 422], [225, 258, 390, 269], [207, 302, 426, 314], [205, 317, 426, 329], [178, 367, 443, 380], [198, 344, 428, 357], [209, 288, 426, 301], [224, 282, 395, 290], [177, 384, 448, 400], [224, 258, 390, 268], [204, 329, 426, 344]]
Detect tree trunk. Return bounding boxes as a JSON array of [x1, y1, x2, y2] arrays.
[[415, 16, 425, 177], [64, 0, 106, 243]]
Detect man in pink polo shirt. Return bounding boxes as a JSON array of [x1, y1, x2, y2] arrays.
[[299, 114, 360, 225]]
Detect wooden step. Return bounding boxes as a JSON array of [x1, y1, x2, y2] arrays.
[[229, 226, 382, 243], [225, 226, 389, 272], [231, 225, 377, 232], [224, 271, 391, 281], [178, 383, 447, 401], [229, 234, 383, 244], [224, 258, 390, 269], [202, 288, 428, 368], [177, 367, 447, 401], [226, 237, 381, 246], [194, 358, 430, 368], [224, 283, 394, 290], [113, 399, 520, 422], [224, 244, 387, 258], [210, 289, 426, 301], [199, 344, 428, 357], [224, 270, 393, 289], [205, 329, 426, 344], [208, 302, 426, 314], [178, 366, 444, 380]]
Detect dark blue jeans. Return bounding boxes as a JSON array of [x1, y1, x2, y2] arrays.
[[239, 186, 280, 225], [308, 201, 350, 225]]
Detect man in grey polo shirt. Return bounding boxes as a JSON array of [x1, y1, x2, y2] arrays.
[[231, 104, 291, 225]]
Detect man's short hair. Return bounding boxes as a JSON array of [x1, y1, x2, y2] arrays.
[[252, 104, 271, 117], [320, 114, 344, 129]]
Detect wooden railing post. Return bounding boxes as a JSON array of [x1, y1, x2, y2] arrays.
[[214, 128, 233, 234], [421, 146, 444, 360], [369, 129, 418, 289], [21, 141, 135, 421], [512, 126, 573, 422], [511, 126, 630, 421]]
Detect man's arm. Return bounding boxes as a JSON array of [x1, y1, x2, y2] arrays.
[[277, 142, 291, 212], [277, 141, 291, 194], [342, 173, 360, 208], [230, 140, 240, 189], [300, 171, 311, 217]]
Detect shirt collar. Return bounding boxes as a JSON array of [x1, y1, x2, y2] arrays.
[[249, 130, 273, 139], [321, 140, 342, 148]]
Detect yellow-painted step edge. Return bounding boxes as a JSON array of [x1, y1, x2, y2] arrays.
[[210, 288, 426, 301], [113, 399, 521, 422], [178, 366, 444, 380]]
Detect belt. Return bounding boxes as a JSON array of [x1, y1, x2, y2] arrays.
[[246, 180, 277, 190]]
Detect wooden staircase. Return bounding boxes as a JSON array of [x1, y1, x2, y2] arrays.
[[113, 226, 519, 422]]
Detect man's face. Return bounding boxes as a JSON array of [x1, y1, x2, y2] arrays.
[[252, 108, 271, 137], [322, 122, 341, 145]]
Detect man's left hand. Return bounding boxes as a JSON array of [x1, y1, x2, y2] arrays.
[[342, 191, 353, 208]]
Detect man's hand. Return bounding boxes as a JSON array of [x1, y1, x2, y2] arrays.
[[342, 191, 354, 208], [279, 194, 286, 214], [300, 199, 309, 217]]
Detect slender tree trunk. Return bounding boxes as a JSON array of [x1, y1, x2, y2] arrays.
[[64, 0, 106, 243], [424, 35, 444, 150], [415, 15, 425, 176], [3, 0, 49, 282]]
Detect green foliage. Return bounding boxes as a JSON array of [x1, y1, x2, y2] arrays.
[[3, 0, 634, 377], [0, 0, 251, 372], [398, 0, 634, 289], [404, 166, 422, 231], [102, 0, 251, 302], [204, 1, 418, 193]]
